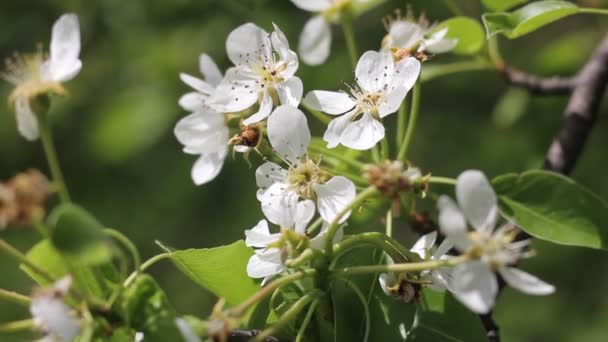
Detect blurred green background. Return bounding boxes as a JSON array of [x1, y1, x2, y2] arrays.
[[1, 0, 608, 341]]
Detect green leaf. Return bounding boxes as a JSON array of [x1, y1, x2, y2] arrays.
[[166, 240, 259, 306], [20, 240, 106, 298], [407, 290, 487, 341], [435, 17, 485, 55], [491, 87, 530, 128], [492, 170, 608, 250], [48, 204, 114, 266], [482, 0, 528, 11], [482, 1, 579, 39]]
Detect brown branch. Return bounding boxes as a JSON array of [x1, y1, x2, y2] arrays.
[[500, 65, 576, 95], [227, 329, 280, 342], [483, 33, 608, 342]]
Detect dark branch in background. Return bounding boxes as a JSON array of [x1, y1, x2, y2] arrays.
[[227, 329, 280, 342], [481, 33, 608, 342], [500, 65, 576, 95]]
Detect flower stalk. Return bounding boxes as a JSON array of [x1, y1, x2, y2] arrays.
[[333, 254, 470, 276], [0, 288, 31, 306], [397, 81, 421, 161]]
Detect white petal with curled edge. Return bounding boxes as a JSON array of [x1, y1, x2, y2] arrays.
[[422, 29, 458, 54], [437, 196, 472, 251], [47, 13, 82, 82], [451, 261, 497, 314], [176, 318, 202, 342], [243, 90, 273, 126], [267, 105, 311, 164], [271, 23, 291, 58], [226, 23, 269, 66], [314, 176, 356, 223], [294, 200, 315, 235], [199, 54, 223, 86], [340, 112, 385, 150], [178, 92, 209, 112], [30, 297, 80, 341], [299, 16, 332, 66], [245, 220, 280, 248], [260, 182, 299, 228], [379, 57, 421, 118], [303, 90, 355, 115], [433, 238, 455, 260], [191, 149, 227, 186], [290, 0, 332, 11], [355, 51, 393, 93], [456, 170, 498, 233], [210, 68, 259, 113], [277, 77, 303, 107], [15, 96, 39, 141], [323, 109, 357, 148], [410, 231, 437, 259], [378, 273, 396, 296], [255, 162, 288, 191], [388, 21, 424, 49], [180, 73, 216, 95], [428, 267, 453, 292], [499, 267, 555, 295], [246, 248, 285, 279]]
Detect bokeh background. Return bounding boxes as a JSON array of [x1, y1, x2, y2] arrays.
[[1, 0, 608, 341]]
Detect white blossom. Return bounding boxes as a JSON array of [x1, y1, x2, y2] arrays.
[[1, 14, 82, 141], [30, 276, 80, 342], [438, 170, 555, 314], [409, 231, 454, 292], [304, 51, 420, 150], [255, 105, 356, 226], [382, 14, 458, 55], [175, 54, 230, 186], [210, 23, 302, 126]]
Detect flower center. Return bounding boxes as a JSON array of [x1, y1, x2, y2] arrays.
[[468, 228, 523, 269], [286, 159, 330, 199], [2, 51, 64, 102]]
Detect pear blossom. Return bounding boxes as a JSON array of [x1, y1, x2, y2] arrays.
[[290, 0, 369, 66], [304, 51, 420, 150], [382, 13, 458, 56], [175, 54, 230, 186], [255, 105, 356, 226], [438, 170, 555, 314], [1, 14, 81, 141], [210, 23, 302, 126], [30, 276, 81, 342]]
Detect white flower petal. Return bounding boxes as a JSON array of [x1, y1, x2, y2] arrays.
[[294, 199, 315, 235], [323, 108, 357, 148], [226, 23, 269, 66], [199, 53, 223, 86], [247, 249, 284, 279], [432, 238, 454, 260], [277, 77, 303, 107], [303, 90, 355, 115], [243, 90, 274, 126], [379, 57, 421, 118], [255, 162, 288, 193], [245, 220, 280, 248], [174, 111, 227, 153], [14, 96, 39, 141], [355, 51, 393, 93], [30, 298, 80, 341], [191, 150, 227, 185], [451, 261, 497, 314], [309, 221, 345, 249], [180, 73, 215, 95], [410, 231, 437, 259], [267, 105, 311, 164], [290, 0, 332, 11], [499, 267, 555, 295], [456, 170, 498, 232], [260, 183, 299, 228], [340, 112, 385, 150], [429, 267, 453, 292], [387, 21, 424, 50], [313, 176, 356, 223], [378, 273, 396, 296], [47, 13, 82, 82], [178, 92, 209, 112], [210, 67, 259, 113], [299, 16, 332, 66], [437, 196, 472, 251]]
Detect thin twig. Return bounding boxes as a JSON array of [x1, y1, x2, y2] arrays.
[[500, 65, 576, 95]]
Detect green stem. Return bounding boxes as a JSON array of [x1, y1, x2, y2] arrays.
[[324, 186, 379, 255], [103, 228, 141, 272], [32, 221, 49, 239], [380, 137, 389, 160], [427, 176, 457, 186], [230, 269, 317, 317], [309, 144, 365, 169], [0, 239, 54, 283], [37, 110, 70, 203], [395, 101, 408, 148], [385, 209, 393, 238], [123, 253, 171, 287], [0, 319, 35, 334], [340, 13, 359, 69], [0, 288, 31, 306], [333, 255, 470, 276], [579, 8, 608, 15], [332, 232, 417, 264], [488, 36, 504, 68], [295, 298, 320, 342], [307, 216, 324, 235], [371, 145, 381, 163], [397, 81, 421, 161], [255, 290, 322, 342], [442, 0, 464, 15]]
